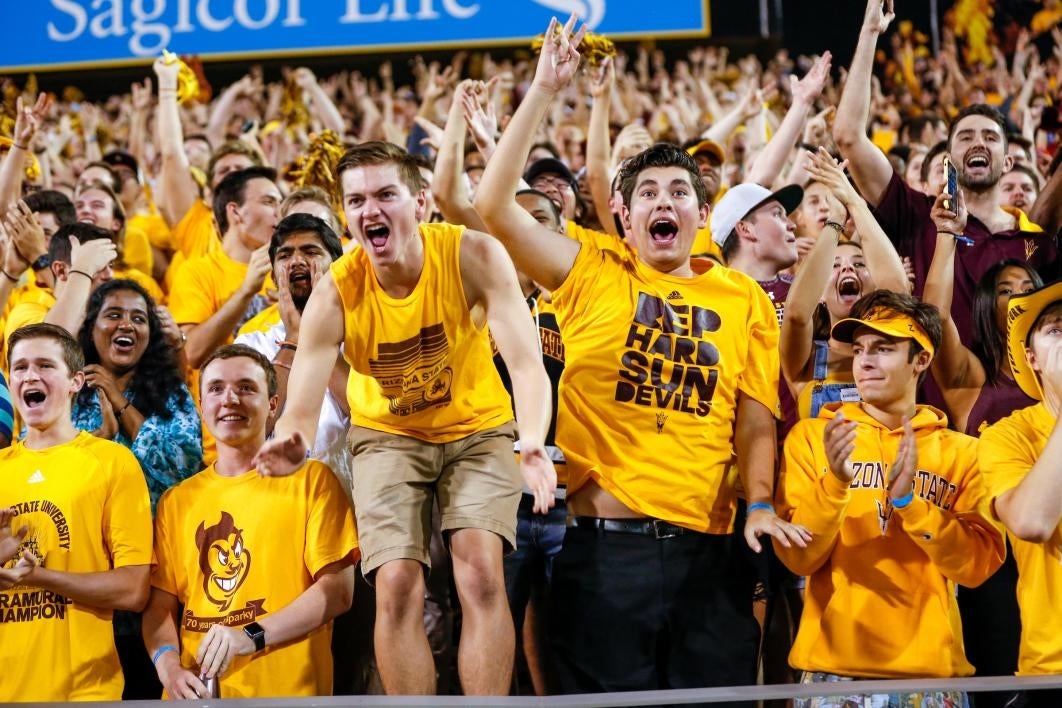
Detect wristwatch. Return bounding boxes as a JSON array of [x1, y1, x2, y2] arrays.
[[243, 621, 266, 652], [30, 254, 52, 272]]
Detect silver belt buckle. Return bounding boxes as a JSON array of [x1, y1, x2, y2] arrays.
[[652, 519, 680, 539]]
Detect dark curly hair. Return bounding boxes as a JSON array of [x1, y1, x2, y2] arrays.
[[76, 279, 184, 421]]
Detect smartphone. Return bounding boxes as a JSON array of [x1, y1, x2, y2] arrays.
[[943, 155, 958, 211]]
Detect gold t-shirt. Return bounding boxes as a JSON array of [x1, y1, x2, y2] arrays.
[[169, 247, 274, 465], [550, 245, 780, 533], [332, 222, 513, 442], [0, 432, 152, 701], [123, 223, 154, 279], [979, 402, 1062, 674], [165, 200, 220, 292], [152, 460, 358, 698]]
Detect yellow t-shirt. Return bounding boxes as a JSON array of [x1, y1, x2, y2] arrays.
[[169, 248, 272, 330], [169, 248, 274, 465], [152, 460, 358, 698], [0, 432, 152, 702], [237, 304, 282, 338], [113, 264, 165, 305], [979, 402, 1062, 675], [566, 221, 627, 253], [2, 276, 52, 322], [3, 294, 54, 374], [170, 199, 219, 260], [165, 200, 220, 292], [129, 211, 173, 252], [776, 403, 1004, 678], [691, 226, 725, 262], [550, 245, 780, 533], [124, 223, 154, 279], [332, 222, 513, 443]]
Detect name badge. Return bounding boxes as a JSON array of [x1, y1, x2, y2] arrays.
[[840, 387, 861, 403]]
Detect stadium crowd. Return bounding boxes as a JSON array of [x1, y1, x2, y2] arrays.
[[3, 1, 1062, 705]]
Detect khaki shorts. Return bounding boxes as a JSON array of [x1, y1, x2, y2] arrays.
[[347, 421, 522, 575]]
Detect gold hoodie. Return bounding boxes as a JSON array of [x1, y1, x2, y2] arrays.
[[775, 402, 1005, 678]]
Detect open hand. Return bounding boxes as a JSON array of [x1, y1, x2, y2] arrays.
[[824, 412, 857, 483], [887, 417, 917, 502], [519, 444, 558, 514], [745, 507, 812, 553], [253, 431, 309, 477], [533, 15, 588, 94]]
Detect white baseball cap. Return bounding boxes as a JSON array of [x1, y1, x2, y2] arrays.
[[709, 182, 804, 246]]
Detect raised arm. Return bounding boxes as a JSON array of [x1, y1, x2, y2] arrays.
[[0, 93, 51, 210], [925, 190, 985, 393], [255, 271, 346, 476], [207, 76, 254, 149], [45, 237, 118, 335], [780, 223, 843, 390], [832, 0, 896, 206], [473, 16, 584, 292], [178, 245, 271, 369], [702, 85, 761, 146], [153, 57, 200, 227], [989, 403, 1062, 543], [432, 80, 487, 229], [293, 68, 345, 137], [746, 52, 832, 189], [586, 58, 620, 236], [1029, 148, 1062, 234], [809, 151, 907, 294], [127, 78, 153, 171], [464, 230, 555, 512]]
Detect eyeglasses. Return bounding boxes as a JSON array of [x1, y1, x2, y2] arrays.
[[530, 176, 574, 192]]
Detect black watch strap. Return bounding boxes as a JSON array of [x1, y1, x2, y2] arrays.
[[243, 621, 266, 652], [30, 254, 52, 272]]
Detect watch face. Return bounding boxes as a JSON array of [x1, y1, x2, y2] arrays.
[[32, 255, 52, 271], [244, 621, 265, 650]]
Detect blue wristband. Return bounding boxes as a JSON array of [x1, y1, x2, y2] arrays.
[[152, 645, 177, 666], [747, 502, 775, 515], [891, 490, 915, 509]]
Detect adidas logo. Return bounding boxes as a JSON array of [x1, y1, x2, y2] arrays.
[[666, 290, 683, 301], [27, 470, 45, 484]]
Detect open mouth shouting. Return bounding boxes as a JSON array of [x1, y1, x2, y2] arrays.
[[287, 267, 312, 295], [21, 388, 47, 410], [837, 275, 862, 305], [364, 223, 390, 252], [649, 218, 679, 247], [964, 149, 991, 176]]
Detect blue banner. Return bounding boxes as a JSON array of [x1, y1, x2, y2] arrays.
[[3, 1, 709, 72]]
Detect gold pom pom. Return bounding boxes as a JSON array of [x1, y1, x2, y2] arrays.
[[287, 130, 346, 207], [532, 29, 616, 67], [162, 50, 201, 106], [280, 79, 311, 133]]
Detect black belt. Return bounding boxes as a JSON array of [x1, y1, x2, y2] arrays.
[[568, 516, 692, 539]]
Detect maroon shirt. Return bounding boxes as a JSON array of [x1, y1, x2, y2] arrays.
[[964, 375, 1037, 437], [757, 273, 793, 328], [871, 172, 1059, 345]]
